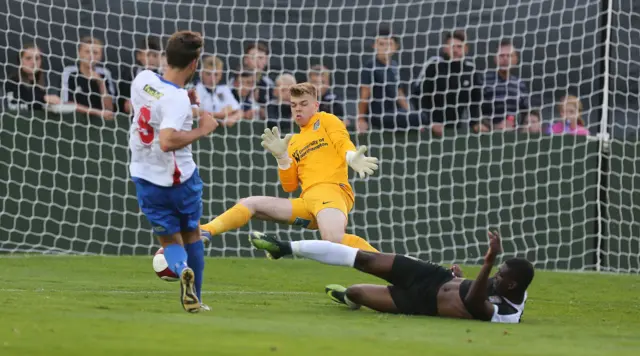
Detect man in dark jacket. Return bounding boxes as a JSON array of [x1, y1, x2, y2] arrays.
[[414, 30, 482, 136]]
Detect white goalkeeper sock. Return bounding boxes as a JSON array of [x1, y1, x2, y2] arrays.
[[290, 240, 358, 267]]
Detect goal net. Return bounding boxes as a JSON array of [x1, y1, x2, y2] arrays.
[[1, 0, 638, 272]]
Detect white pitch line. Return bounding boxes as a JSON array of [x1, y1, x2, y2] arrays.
[[0, 288, 316, 295]]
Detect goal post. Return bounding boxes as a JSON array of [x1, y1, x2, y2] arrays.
[[0, 0, 638, 272]]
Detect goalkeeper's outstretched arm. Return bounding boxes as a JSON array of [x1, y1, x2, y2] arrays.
[[324, 113, 357, 156], [324, 114, 379, 178]]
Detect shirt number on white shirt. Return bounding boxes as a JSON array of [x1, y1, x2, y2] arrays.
[[137, 106, 154, 145]]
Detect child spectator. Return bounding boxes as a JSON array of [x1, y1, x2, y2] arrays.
[[229, 42, 273, 119], [4, 43, 61, 111], [158, 53, 168, 75], [519, 109, 543, 134], [231, 69, 260, 120], [196, 55, 242, 127], [118, 36, 162, 113], [266, 73, 296, 131], [547, 95, 589, 136], [60, 36, 115, 119]]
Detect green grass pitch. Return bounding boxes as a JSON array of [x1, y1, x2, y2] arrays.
[[0, 255, 639, 356]]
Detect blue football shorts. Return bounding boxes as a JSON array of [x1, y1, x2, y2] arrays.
[[132, 169, 203, 236]]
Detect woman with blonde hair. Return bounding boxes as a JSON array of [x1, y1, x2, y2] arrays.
[[548, 95, 589, 136]]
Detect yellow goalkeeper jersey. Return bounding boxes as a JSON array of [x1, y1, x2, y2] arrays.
[[278, 111, 356, 197]]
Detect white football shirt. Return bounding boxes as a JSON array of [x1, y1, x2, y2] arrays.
[[129, 70, 196, 187], [490, 291, 527, 324], [196, 82, 241, 113]]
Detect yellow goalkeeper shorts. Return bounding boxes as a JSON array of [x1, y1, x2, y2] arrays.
[[287, 183, 354, 230]]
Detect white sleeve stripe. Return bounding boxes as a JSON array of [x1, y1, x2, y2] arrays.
[[95, 66, 117, 95], [413, 56, 443, 90], [263, 76, 275, 86], [60, 66, 77, 103], [103, 69, 117, 96]]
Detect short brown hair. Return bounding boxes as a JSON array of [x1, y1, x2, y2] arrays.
[[137, 35, 162, 52], [78, 36, 103, 50], [290, 82, 318, 99], [244, 41, 269, 55], [165, 31, 203, 69], [519, 109, 541, 125], [444, 30, 466, 43], [499, 38, 515, 49], [376, 24, 399, 45]]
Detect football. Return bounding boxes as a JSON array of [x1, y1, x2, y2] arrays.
[[152, 248, 179, 282]]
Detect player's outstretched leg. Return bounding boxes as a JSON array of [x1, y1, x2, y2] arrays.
[[249, 231, 394, 276], [250, 233, 399, 313], [200, 197, 293, 242]]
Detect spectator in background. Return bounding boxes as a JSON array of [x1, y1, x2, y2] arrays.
[[4, 43, 61, 111], [358, 25, 423, 133], [266, 73, 296, 131], [307, 65, 345, 122], [60, 36, 115, 119], [158, 53, 168, 75], [519, 109, 543, 134], [415, 30, 482, 136], [229, 42, 274, 119], [195, 55, 242, 127], [478, 39, 529, 132], [547, 95, 589, 136], [118, 36, 162, 114], [231, 69, 260, 120]]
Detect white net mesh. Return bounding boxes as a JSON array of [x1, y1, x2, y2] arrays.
[[0, 0, 638, 272]]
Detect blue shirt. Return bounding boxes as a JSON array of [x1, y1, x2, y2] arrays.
[[482, 71, 529, 122], [361, 58, 400, 115]]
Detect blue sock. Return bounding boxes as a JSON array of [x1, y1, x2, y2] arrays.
[[184, 240, 205, 301], [163, 243, 188, 276]]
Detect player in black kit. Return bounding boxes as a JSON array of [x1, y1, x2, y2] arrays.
[[249, 230, 534, 323]]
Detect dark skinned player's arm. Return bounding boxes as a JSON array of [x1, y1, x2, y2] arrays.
[[463, 260, 496, 321], [464, 235, 500, 321]]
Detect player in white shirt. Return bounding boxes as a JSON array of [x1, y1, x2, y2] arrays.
[[249, 230, 534, 324], [129, 31, 218, 313], [196, 55, 242, 126]]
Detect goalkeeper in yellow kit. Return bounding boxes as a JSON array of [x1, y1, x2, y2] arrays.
[[200, 82, 380, 252]]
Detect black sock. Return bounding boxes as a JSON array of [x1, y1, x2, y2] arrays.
[[281, 241, 293, 255]]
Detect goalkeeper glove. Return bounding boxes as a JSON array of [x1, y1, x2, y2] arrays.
[[261, 127, 293, 169], [346, 146, 379, 179]]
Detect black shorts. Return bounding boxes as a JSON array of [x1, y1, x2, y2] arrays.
[[387, 255, 455, 316]]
